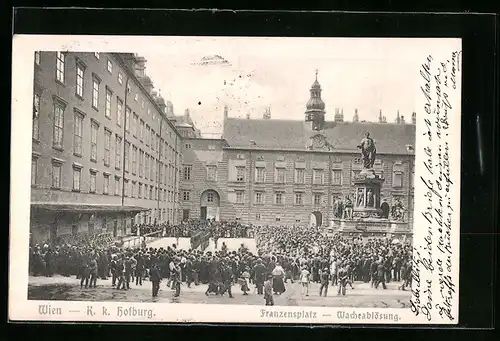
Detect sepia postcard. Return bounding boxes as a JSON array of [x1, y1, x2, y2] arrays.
[[9, 35, 461, 324]]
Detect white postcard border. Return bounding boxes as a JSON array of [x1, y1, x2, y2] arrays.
[[10, 35, 461, 324]]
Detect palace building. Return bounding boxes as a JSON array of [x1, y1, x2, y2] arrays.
[[179, 73, 416, 232], [30, 52, 183, 244]]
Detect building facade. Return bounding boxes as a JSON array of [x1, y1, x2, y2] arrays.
[[30, 51, 182, 244], [179, 75, 415, 231]]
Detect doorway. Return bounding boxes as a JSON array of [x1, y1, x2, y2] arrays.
[[310, 211, 323, 227], [200, 189, 220, 221]]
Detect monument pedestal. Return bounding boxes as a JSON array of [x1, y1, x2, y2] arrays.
[[353, 168, 383, 218]]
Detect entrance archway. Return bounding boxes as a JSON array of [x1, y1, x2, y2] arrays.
[[200, 189, 220, 221], [310, 211, 323, 227]]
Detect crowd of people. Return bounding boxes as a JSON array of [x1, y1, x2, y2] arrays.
[[255, 225, 413, 292], [29, 221, 413, 304]]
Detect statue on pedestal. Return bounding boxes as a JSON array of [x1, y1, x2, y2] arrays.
[[357, 132, 377, 169]]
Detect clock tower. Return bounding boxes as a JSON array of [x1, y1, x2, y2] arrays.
[[305, 70, 326, 131]]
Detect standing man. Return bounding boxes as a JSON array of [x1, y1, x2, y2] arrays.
[[319, 267, 329, 297], [150, 263, 161, 298], [253, 258, 267, 295], [375, 258, 387, 290], [264, 274, 274, 306]]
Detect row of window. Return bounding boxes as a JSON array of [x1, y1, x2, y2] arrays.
[[31, 157, 180, 201], [37, 51, 178, 154], [181, 165, 408, 187]]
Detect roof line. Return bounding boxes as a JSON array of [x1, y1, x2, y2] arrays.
[[222, 146, 414, 156]]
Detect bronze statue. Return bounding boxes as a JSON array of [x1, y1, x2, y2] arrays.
[[357, 132, 377, 169]]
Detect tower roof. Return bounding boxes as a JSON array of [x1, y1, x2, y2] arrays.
[[306, 69, 325, 112]]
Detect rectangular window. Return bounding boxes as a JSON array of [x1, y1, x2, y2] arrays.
[[124, 141, 130, 172], [103, 174, 109, 194], [236, 166, 245, 182], [125, 107, 131, 131], [150, 157, 155, 180], [107, 59, 113, 73], [184, 143, 191, 149], [145, 154, 149, 180], [207, 165, 217, 181], [275, 168, 285, 183], [146, 126, 151, 146], [34, 51, 40, 65], [118, 72, 123, 85], [56, 52, 65, 83], [149, 186, 153, 200], [52, 164, 62, 188], [255, 192, 263, 204], [73, 113, 83, 156], [31, 158, 38, 186], [235, 191, 244, 203], [73, 168, 81, 191], [76, 65, 84, 97], [90, 121, 98, 162], [256, 213, 261, 221], [295, 169, 305, 184], [139, 150, 144, 177], [314, 194, 322, 206], [104, 129, 111, 166], [256, 167, 265, 182], [134, 93, 138, 102], [138, 182, 142, 197], [275, 192, 283, 205], [313, 169, 324, 185], [183, 191, 190, 201], [132, 146, 137, 174], [92, 78, 99, 109], [124, 180, 129, 197], [207, 191, 214, 203], [393, 172, 403, 188], [116, 98, 123, 126], [53, 104, 65, 149], [132, 114, 138, 137], [115, 135, 122, 169], [140, 120, 144, 141], [151, 131, 155, 151], [89, 171, 96, 193], [332, 170, 342, 185], [105, 88, 112, 118], [94, 52, 100, 59], [149, 156, 153, 180], [114, 177, 121, 196], [183, 165, 192, 180], [295, 193, 303, 205], [131, 182, 136, 198], [32, 93, 40, 140]]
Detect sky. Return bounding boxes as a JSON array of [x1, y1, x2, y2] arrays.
[[136, 37, 449, 137]]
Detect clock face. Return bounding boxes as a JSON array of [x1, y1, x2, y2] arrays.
[[312, 135, 325, 148]]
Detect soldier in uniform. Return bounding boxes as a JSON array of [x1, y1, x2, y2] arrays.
[[150, 263, 161, 297], [253, 258, 267, 295]]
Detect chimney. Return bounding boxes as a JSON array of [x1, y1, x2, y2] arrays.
[[263, 106, 271, 119], [140, 76, 154, 95], [246, 113, 251, 119], [334, 108, 344, 122], [412, 112, 416, 124], [395, 110, 401, 124], [223, 105, 229, 119], [353, 108, 359, 122], [378, 109, 383, 123], [401, 115, 406, 124], [184, 108, 190, 117]]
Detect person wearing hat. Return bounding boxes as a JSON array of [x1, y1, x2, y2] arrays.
[[150, 262, 162, 298], [263, 274, 274, 306], [239, 266, 251, 296], [319, 267, 329, 297], [252, 258, 267, 295]]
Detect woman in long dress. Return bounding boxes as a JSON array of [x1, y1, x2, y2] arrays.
[[271, 262, 286, 295]]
